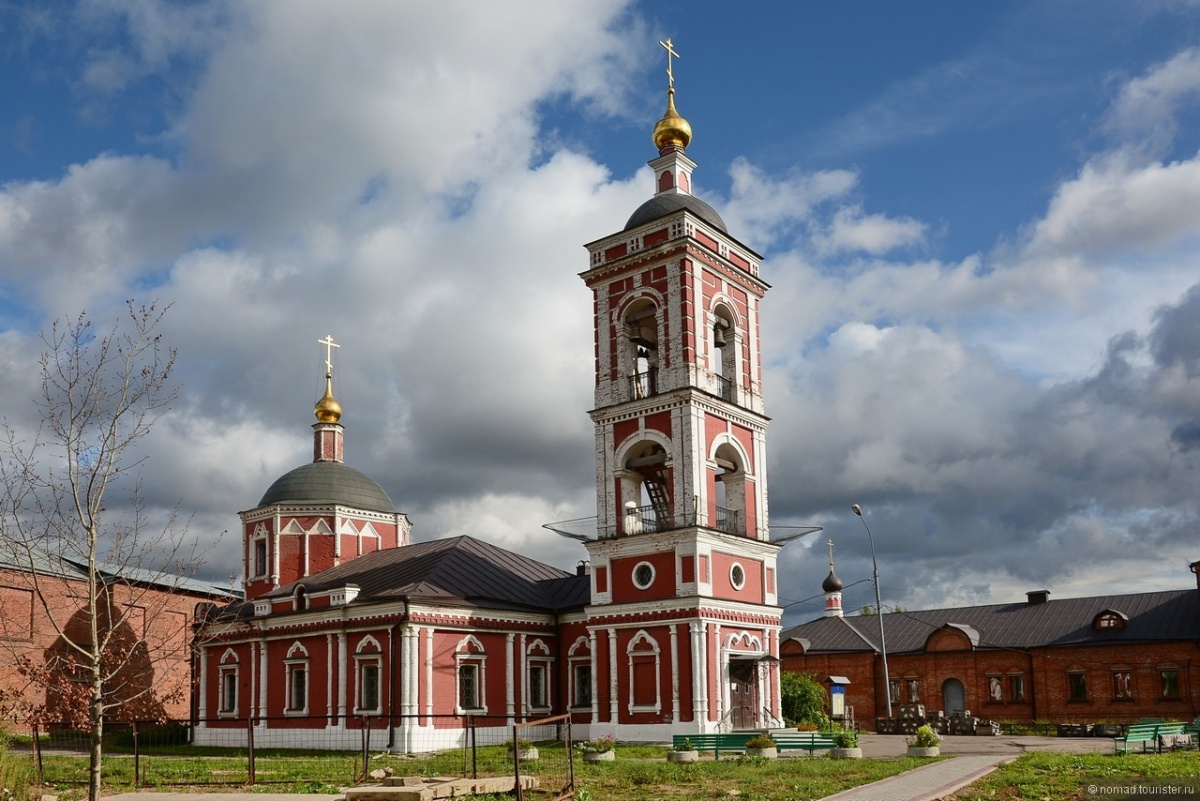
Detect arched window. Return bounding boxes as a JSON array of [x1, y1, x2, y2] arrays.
[[619, 438, 672, 534], [567, 637, 592, 709], [711, 305, 737, 402], [526, 639, 552, 712], [627, 631, 661, 713], [623, 299, 660, 400], [454, 635, 487, 714], [711, 440, 748, 536], [218, 649, 239, 716], [284, 643, 309, 714], [354, 635, 383, 714]]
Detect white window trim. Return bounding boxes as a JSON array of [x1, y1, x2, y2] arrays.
[[284, 642, 309, 716], [252, 524, 270, 579], [626, 630, 662, 714], [218, 648, 239, 717], [454, 635, 488, 715], [729, 562, 746, 591], [633, 561, 656, 590], [567, 636, 592, 709], [354, 636, 384, 715]]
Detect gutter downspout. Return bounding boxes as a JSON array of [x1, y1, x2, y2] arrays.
[[1026, 649, 1037, 722], [387, 597, 410, 750]]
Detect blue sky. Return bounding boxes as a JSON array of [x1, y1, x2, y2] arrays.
[[2, 1, 1199, 623]]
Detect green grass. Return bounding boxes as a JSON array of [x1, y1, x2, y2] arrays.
[[948, 751, 1200, 801], [22, 741, 1200, 800]]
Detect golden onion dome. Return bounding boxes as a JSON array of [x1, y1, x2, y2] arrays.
[[652, 88, 692, 152], [314, 375, 342, 423]]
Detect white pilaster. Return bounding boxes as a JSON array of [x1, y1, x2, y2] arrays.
[[589, 629, 599, 725], [607, 627, 619, 722], [669, 624, 680, 723], [506, 632, 515, 724], [197, 645, 208, 727], [337, 631, 348, 722]]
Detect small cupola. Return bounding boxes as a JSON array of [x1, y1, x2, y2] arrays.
[[822, 539, 844, 618], [1026, 589, 1050, 605]]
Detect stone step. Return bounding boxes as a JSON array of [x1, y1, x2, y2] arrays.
[[346, 776, 538, 801]]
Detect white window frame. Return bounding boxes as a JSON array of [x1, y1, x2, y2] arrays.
[[454, 635, 487, 714], [284, 642, 309, 715], [729, 562, 746, 590], [632, 561, 656, 590], [526, 639, 552, 712], [626, 630, 662, 714], [567, 636, 592, 709], [218, 648, 239, 717], [354, 635, 383, 714]]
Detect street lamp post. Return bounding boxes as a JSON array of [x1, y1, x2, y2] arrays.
[[852, 503, 893, 721]]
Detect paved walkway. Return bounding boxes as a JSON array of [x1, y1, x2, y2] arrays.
[[816, 754, 1011, 801]]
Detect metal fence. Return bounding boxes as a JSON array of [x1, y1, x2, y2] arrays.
[[14, 713, 576, 792]]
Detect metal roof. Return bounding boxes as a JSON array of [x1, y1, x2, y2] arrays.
[[624, 194, 727, 233], [782, 589, 1199, 654], [265, 535, 589, 613], [257, 461, 395, 511]]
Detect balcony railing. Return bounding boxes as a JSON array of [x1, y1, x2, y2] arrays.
[[715, 505, 741, 536], [594, 502, 743, 538], [628, 368, 658, 400], [713, 373, 734, 402]]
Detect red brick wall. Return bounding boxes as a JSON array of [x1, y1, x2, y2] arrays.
[[0, 565, 206, 722], [782, 638, 1200, 728]]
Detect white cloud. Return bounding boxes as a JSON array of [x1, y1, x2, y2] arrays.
[[1104, 47, 1200, 153], [1026, 152, 1200, 256], [812, 204, 926, 255]]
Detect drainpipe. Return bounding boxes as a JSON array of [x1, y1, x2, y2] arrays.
[[1026, 649, 1037, 722], [387, 597, 410, 750]]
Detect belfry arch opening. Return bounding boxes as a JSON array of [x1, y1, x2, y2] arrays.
[[620, 441, 672, 535], [712, 305, 736, 402], [624, 299, 660, 400], [712, 442, 746, 536]]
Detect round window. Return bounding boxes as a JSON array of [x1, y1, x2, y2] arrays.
[[633, 562, 655, 589], [730, 563, 746, 590]]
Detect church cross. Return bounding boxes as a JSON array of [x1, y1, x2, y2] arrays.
[[318, 334, 340, 376], [659, 38, 680, 89], [827, 538, 835, 565]]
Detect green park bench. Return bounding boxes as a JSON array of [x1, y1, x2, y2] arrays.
[[672, 732, 756, 758], [771, 730, 838, 755], [1114, 721, 1191, 754]]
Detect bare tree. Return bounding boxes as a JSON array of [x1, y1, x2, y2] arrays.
[[0, 301, 212, 801]]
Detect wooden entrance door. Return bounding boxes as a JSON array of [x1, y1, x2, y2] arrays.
[[729, 661, 757, 729]]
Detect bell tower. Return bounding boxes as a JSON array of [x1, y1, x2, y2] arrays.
[[579, 41, 782, 739]]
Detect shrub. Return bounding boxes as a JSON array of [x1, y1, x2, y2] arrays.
[[744, 734, 776, 749], [907, 725, 940, 748], [506, 737, 532, 750], [582, 734, 615, 753], [795, 721, 818, 732], [780, 672, 828, 726], [833, 729, 859, 748], [673, 737, 694, 752]]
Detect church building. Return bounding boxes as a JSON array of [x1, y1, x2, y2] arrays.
[[193, 48, 785, 750]]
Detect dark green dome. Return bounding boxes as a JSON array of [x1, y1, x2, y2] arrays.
[[624, 193, 726, 233], [258, 461, 394, 512]]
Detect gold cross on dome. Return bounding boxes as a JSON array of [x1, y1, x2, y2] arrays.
[[827, 539, 835, 562], [318, 334, 340, 376], [659, 38, 680, 89]]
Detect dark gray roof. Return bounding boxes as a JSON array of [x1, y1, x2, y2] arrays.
[[624, 193, 727, 233], [258, 461, 394, 512], [0, 542, 238, 599], [265, 535, 589, 614], [783, 589, 1199, 654]]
